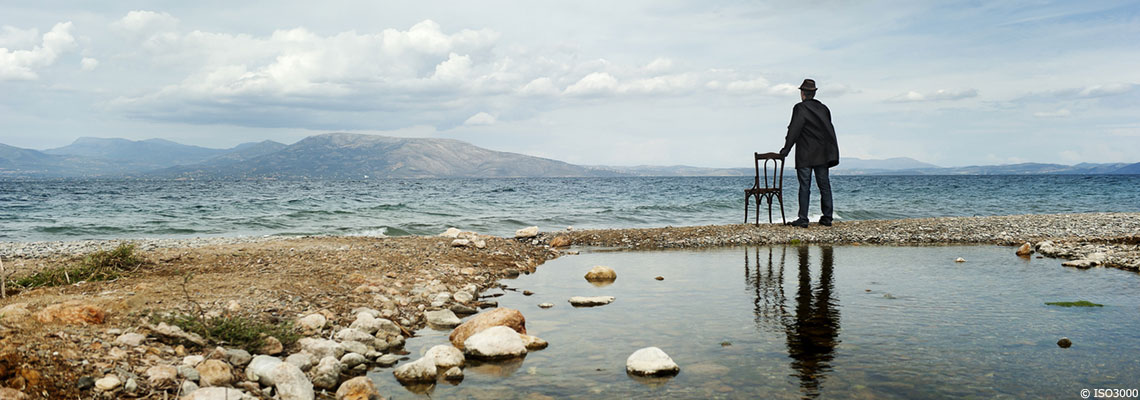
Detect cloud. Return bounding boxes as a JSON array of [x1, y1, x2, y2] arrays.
[[1033, 108, 1070, 118], [0, 26, 39, 48], [518, 77, 559, 96], [1077, 83, 1133, 98], [887, 88, 978, 102], [563, 72, 619, 96], [464, 112, 496, 126], [80, 57, 99, 71], [0, 22, 76, 81], [113, 10, 179, 34]]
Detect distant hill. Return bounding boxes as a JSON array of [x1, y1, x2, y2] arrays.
[[1, 135, 1138, 178], [44, 137, 228, 170], [155, 133, 620, 179]]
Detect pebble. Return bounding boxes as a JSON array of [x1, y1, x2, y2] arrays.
[[538, 303, 554, 309], [76, 376, 95, 391], [569, 296, 615, 307], [94, 375, 122, 391], [1058, 337, 1073, 348]]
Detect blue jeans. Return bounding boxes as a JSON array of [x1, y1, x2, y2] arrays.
[[796, 166, 833, 222]]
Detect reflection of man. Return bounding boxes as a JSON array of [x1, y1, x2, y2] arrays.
[[786, 245, 839, 397], [779, 79, 839, 228]]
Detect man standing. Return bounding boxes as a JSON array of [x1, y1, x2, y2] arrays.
[[779, 79, 839, 228]]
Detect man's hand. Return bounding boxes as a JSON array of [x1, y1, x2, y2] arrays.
[[779, 148, 790, 158]]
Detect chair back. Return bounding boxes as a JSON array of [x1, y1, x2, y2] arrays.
[[754, 152, 784, 190]]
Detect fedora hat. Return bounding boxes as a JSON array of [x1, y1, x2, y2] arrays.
[[798, 79, 818, 91]]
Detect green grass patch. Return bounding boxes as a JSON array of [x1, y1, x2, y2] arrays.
[[789, 239, 802, 245], [1045, 300, 1103, 307], [13, 243, 143, 288], [152, 313, 300, 353]]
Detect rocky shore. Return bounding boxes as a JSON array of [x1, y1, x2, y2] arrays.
[[0, 212, 1135, 399]]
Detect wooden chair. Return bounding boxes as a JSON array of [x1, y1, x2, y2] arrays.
[[745, 152, 786, 225]]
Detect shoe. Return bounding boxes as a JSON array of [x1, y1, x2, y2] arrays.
[[788, 219, 810, 228], [819, 219, 833, 227]]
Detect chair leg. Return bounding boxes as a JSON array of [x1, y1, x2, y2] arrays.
[[744, 193, 750, 224], [778, 193, 786, 225], [767, 195, 773, 224]]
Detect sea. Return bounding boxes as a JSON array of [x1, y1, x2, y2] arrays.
[[1, 175, 1138, 242]]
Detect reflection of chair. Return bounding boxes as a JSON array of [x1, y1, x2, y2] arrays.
[[745, 152, 786, 225]]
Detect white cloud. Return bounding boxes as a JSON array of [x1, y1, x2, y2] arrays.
[[888, 88, 978, 102], [0, 22, 76, 81], [518, 77, 559, 96], [645, 57, 673, 73], [432, 53, 473, 82], [464, 112, 496, 126], [80, 57, 99, 71], [1077, 83, 1133, 98], [0, 26, 39, 48], [563, 72, 618, 96], [1033, 108, 1070, 118], [724, 77, 770, 94], [113, 10, 179, 34]]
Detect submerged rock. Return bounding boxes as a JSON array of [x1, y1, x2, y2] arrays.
[[1057, 337, 1072, 348], [538, 302, 554, 309], [625, 347, 680, 376], [520, 334, 548, 350], [954, 257, 966, 263], [569, 296, 615, 307], [1016, 242, 1033, 256]]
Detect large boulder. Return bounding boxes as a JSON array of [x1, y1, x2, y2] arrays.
[[425, 309, 462, 328], [584, 266, 616, 281], [392, 356, 437, 383], [270, 362, 314, 400], [463, 326, 528, 359], [245, 355, 283, 386], [335, 376, 381, 400], [425, 344, 465, 369], [448, 307, 526, 349], [626, 347, 680, 376]]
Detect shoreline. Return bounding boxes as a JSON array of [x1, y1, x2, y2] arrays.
[[0, 212, 1135, 398]]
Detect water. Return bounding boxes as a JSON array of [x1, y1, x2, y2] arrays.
[[1, 175, 1138, 242], [372, 245, 1140, 399]]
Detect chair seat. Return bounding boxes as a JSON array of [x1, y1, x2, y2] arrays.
[[745, 187, 781, 194]]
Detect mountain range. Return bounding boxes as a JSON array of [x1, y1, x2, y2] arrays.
[[1, 134, 1137, 178]]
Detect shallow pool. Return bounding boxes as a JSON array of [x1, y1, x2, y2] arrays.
[[369, 245, 1140, 399]]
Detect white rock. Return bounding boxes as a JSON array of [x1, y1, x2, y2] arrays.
[[270, 362, 314, 400], [180, 380, 199, 396], [584, 266, 617, 281], [392, 356, 437, 383], [425, 344, 465, 369], [335, 328, 375, 344], [311, 356, 343, 390], [425, 309, 462, 328], [115, 332, 146, 347], [515, 226, 539, 238], [297, 314, 327, 334], [538, 302, 554, 309], [1087, 252, 1108, 264], [444, 366, 464, 380], [376, 354, 400, 367], [299, 338, 346, 360], [440, 227, 462, 238], [183, 355, 206, 367], [340, 352, 367, 369], [246, 355, 283, 386], [463, 326, 528, 359], [178, 365, 199, 382], [95, 375, 122, 391], [350, 307, 381, 319], [225, 348, 252, 367], [124, 378, 138, 393], [181, 387, 247, 400], [625, 347, 680, 376], [340, 340, 370, 355], [955, 257, 966, 263], [520, 334, 549, 350], [453, 291, 474, 303], [569, 296, 615, 307], [285, 352, 316, 372], [473, 240, 487, 249], [349, 313, 384, 335], [1036, 240, 1057, 255], [451, 239, 470, 247]]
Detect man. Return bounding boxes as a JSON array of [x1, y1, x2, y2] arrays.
[[779, 78, 839, 228]]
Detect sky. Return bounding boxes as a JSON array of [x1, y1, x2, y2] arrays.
[[1, 1, 1138, 168]]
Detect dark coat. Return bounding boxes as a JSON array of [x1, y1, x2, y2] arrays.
[[779, 99, 839, 168]]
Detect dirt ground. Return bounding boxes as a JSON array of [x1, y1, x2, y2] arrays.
[[0, 235, 558, 398]]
